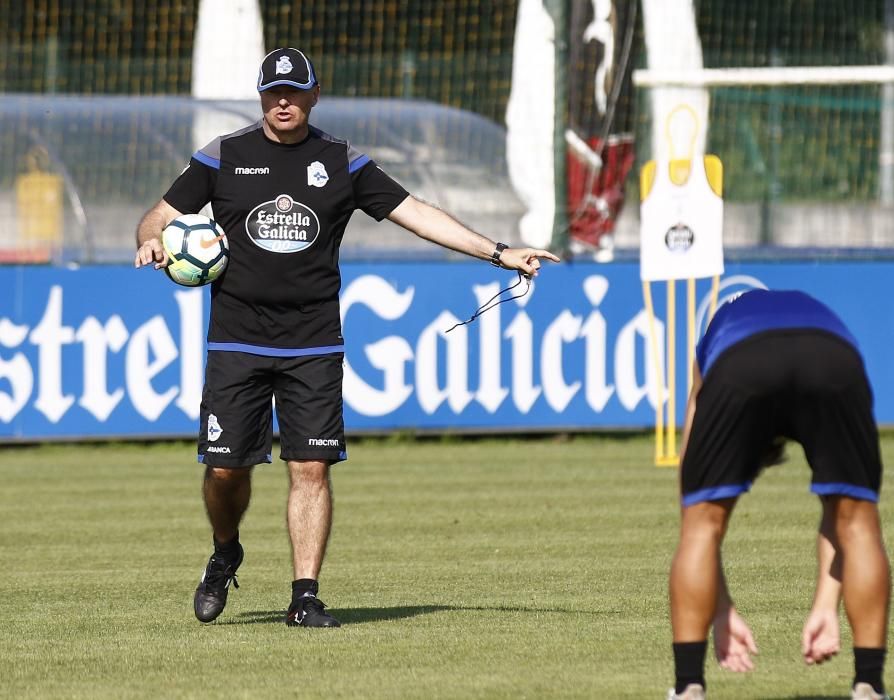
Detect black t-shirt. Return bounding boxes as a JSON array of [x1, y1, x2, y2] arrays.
[[163, 121, 409, 351]]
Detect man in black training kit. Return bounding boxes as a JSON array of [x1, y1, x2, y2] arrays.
[[134, 48, 559, 628], [667, 289, 890, 700]]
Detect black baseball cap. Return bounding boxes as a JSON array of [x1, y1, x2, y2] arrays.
[[257, 48, 317, 91]]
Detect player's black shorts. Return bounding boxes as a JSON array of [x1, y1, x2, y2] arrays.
[[681, 329, 882, 506], [197, 350, 346, 467]]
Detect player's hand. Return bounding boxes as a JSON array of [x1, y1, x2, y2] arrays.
[[713, 606, 758, 672], [498, 247, 561, 277], [801, 606, 840, 665], [135, 238, 169, 270]]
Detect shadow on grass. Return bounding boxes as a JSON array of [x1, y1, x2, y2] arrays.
[[761, 696, 848, 700], [219, 605, 449, 626], [220, 603, 608, 626]]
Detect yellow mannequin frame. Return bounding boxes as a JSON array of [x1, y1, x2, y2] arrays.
[[640, 133, 723, 466]]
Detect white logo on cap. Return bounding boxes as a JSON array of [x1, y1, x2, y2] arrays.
[[276, 56, 293, 75], [307, 161, 329, 188]]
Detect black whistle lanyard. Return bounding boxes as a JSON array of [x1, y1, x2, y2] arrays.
[[445, 272, 532, 333]]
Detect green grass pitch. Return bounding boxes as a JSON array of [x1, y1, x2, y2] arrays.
[[3, 434, 893, 699]]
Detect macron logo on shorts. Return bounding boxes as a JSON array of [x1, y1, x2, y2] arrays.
[[308, 438, 340, 447]]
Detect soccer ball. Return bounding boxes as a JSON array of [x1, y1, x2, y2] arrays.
[[161, 214, 229, 287]]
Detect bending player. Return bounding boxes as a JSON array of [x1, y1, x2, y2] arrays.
[[667, 289, 890, 700]]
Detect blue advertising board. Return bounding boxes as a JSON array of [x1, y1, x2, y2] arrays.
[[1, 260, 892, 440]]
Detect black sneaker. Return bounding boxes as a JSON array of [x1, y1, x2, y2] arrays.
[[193, 543, 243, 623], [285, 595, 341, 627]]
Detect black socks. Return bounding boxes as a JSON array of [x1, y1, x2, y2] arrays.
[[672, 642, 886, 694], [673, 641, 707, 694], [213, 533, 240, 560], [292, 578, 319, 604], [854, 647, 886, 695]]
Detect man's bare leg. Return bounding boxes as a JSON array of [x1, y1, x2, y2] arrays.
[[286, 459, 332, 579], [194, 465, 253, 623], [284, 459, 340, 627], [203, 465, 253, 543]]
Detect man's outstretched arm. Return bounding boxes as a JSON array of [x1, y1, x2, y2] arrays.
[[386, 195, 560, 277]]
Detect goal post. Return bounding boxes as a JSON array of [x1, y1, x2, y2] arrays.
[[634, 65, 894, 88], [631, 64, 894, 248]]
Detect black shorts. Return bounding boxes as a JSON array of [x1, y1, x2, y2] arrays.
[[198, 351, 346, 467], [681, 330, 882, 506]]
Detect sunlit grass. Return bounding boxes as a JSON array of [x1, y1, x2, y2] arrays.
[[2, 434, 892, 698]]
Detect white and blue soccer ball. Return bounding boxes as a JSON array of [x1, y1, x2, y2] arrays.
[[161, 214, 229, 287]]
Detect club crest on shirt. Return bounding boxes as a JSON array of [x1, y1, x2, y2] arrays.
[[307, 161, 329, 188], [245, 193, 321, 254], [664, 222, 695, 253]]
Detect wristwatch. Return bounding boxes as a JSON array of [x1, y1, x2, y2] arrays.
[[490, 242, 508, 267]]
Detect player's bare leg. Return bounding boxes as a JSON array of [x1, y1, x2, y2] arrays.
[[284, 459, 340, 627], [830, 496, 890, 697], [193, 465, 252, 623], [832, 496, 890, 645], [671, 499, 734, 641], [669, 499, 735, 696]]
